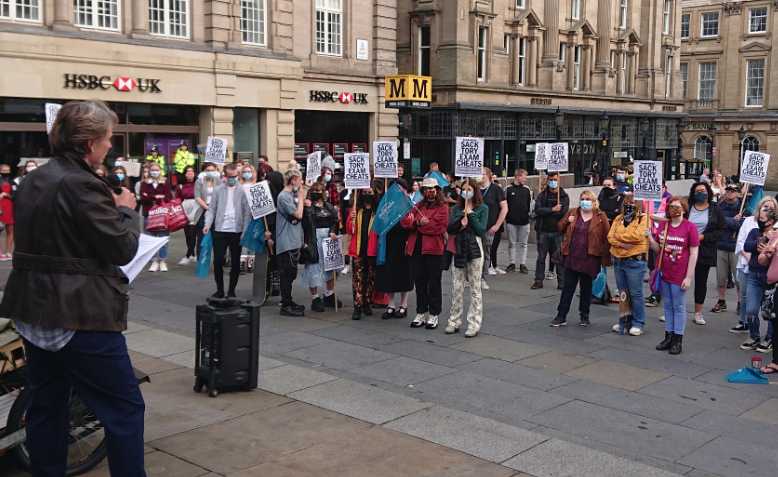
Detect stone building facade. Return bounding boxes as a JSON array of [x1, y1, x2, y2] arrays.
[[680, 0, 778, 185], [396, 0, 686, 183], [0, 0, 398, 171]]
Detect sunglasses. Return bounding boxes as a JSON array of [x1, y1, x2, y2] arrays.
[[668, 204, 683, 210]]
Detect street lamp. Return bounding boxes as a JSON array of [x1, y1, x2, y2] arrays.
[[599, 112, 610, 183], [737, 124, 747, 178], [555, 106, 564, 141]]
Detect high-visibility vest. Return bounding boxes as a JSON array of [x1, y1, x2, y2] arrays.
[[173, 149, 195, 174], [146, 154, 167, 175]]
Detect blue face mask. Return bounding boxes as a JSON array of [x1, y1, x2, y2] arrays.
[[115, 173, 125, 182], [227, 177, 238, 187], [580, 200, 593, 211], [242, 172, 253, 181], [548, 180, 558, 189], [461, 190, 474, 200]]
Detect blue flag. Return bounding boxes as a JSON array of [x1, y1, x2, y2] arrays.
[[424, 170, 449, 188], [372, 183, 414, 265], [241, 218, 266, 254]]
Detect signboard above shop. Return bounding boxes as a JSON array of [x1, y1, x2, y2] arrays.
[[385, 75, 432, 109]]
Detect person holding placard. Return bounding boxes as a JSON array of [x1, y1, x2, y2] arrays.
[[139, 162, 173, 272], [375, 179, 414, 320], [273, 167, 307, 316], [711, 184, 743, 314], [14, 160, 38, 188], [300, 182, 341, 313], [346, 185, 379, 320], [532, 172, 569, 290]]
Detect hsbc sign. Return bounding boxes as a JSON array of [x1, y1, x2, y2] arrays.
[[63, 74, 161, 93], [309, 90, 368, 105]]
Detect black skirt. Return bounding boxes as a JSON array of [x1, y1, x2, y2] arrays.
[[375, 225, 414, 293]]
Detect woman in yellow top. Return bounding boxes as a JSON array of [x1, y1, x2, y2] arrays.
[[607, 193, 649, 335]]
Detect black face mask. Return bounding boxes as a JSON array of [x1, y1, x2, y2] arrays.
[[359, 195, 374, 208], [605, 188, 617, 197], [0, 173, 10, 178], [758, 219, 769, 230], [310, 192, 323, 201]]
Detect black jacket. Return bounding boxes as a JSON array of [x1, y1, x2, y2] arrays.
[[686, 204, 725, 266], [506, 184, 532, 226], [534, 188, 569, 233], [597, 188, 623, 223], [0, 156, 140, 332]]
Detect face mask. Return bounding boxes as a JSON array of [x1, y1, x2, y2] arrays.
[[424, 190, 437, 202], [227, 177, 238, 187], [115, 173, 125, 182], [150, 171, 160, 178], [26, 166, 36, 173], [668, 208, 683, 218], [292, 185, 300, 193], [310, 192, 323, 201], [693, 191, 707, 204], [242, 172, 253, 181], [0, 172, 10, 178], [359, 195, 374, 207], [548, 180, 558, 189], [758, 219, 768, 229], [206, 171, 220, 179], [580, 200, 593, 211], [616, 174, 625, 182], [461, 190, 474, 200], [623, 204, 635, 215], [324, 174, 332, 183]]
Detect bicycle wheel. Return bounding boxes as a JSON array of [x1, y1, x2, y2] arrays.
[[8, 388, 108, 476]]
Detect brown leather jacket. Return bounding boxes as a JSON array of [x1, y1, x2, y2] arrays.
[[0, 155, 140, 332], [558, 207, 612, 267]]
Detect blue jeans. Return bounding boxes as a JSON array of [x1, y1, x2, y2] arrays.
[[661, 280, 687, 335], [745, 273, 774, 342], [24, 331, 147, 477], [738, 269, 749, 325], [613, 258, 647, 328], [143, 216, 169, 260]]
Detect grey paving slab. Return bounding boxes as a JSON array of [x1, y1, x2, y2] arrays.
[[526, 400, 711, 461], [639, 376, 770, 415], [499, 332, 604, 355], [289, 378, 431, 425], [283, 340, 396, 371], [125, 329, 195, 358], [377, 340, 483, 367], [349, 356, 456, 386], [679, 436, 778, 477], [259, 331, 335, 355], [310, 324, 403, 347], [161, 350, 195, 369], [125, 320, 151, 334], [516, 314, 614, 339], [259, 364, 339, 395], [451, 335, 549, 362], [516, 351, 598, 374], [503, 439, 683, 477], [258, 355, 287, 371], [682, 410, 778, 448], [348, 319, 469, 346], [740, 397, 778, 425], [589, 346, 712, 379], [552, 380, 704, 424], [682, 345, 757, 371], [564, 360, 671, 391], [457, 358, 578, 392], [385, 406, 548, 463], [259, 315, 337, 336]]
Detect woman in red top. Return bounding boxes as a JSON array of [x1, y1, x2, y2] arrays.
[[140, 162, 173, 272], [177, 166, 198, 264], [406, 178, 449, 330], [0, 163, 15, 260]]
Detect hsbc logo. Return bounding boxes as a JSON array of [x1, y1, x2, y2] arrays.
[[309, 90, 368, 105], [63, 74, 161, 93]]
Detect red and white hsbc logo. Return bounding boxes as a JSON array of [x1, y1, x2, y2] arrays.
[[63, 74, 162, 93], [309, 90, 368, 105], [338, 92, 353, 104]]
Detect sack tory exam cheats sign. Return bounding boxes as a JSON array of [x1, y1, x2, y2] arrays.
[[632, 160, 664, 201], [546, 143, 569, 172], [205, 137, 227, 164], [322, 237, 345, 272], [454, 137, 484, 178], [343, 152, 371, 189], [534, 143, 549, 171], [741, 150, 771, 186], [244, 181, 276, 220], [306, 151, 322, 185], [373, 141, 398, 179], [45, 103, 62, 134]]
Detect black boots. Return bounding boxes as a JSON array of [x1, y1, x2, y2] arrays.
[[656, 332, 673, 351], [656, 332, 683, 354]]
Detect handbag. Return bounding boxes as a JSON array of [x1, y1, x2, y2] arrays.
[[146, 203, 170, 232], [760, 285, 776, 322], [649, 222, 670, 295], [166, 199, 188, 232], [298, 208, 320, 265], [182, 198, 203, 225]]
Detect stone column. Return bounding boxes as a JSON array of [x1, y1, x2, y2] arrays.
[[596, 0, 612, 68], [582, 44, 591, 91], [131, 0, 149, 37], [52, 0, 76, 31], [528, 36, 538, 86], [567, 42, 575, 91], [543, 0, 560, 62], [616, 49, 625, 94], [630, 50, 638, 94]]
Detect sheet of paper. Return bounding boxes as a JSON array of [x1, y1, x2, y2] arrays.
[[120, 234, 170, 283]]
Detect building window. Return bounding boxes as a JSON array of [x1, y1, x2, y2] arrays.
[[571, 0, 581, 20], [701, 12, 719, 37], [681, 14, 690, 39], [662, 0, 672, 34], [743, 136, 760, 152], [148, 0, 189, 38], [619, 0, 628, 29], [315, 0, 342, 56], [74, 0, 119, 29], [749, 7, 768, 34], [517, 37, 527, 85], [746, 58, 765, 107], [240, 0, 266, 45], [694, 136, 713, 162], [698, 62, 716, 100], [418, 25, 431, 76], [0, 0, 40, 21], [516, 0, 526, 8], [664, 52, 672, 99], [573, 45, 582, 90], [680, 62, 688, 98], [559, 43, 567, 64], [477, 26, 488, 82]]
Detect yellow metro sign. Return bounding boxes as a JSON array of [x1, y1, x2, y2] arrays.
[[385, 75, 432, 108]]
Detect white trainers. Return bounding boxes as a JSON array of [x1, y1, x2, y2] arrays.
[[178, 257, 190, 265], [629, 327, 643, 336], [693, 313, 706, 325], [659, 315, 666, 322], [495, 267, 506, 275], [482, 281, 490, 290], [488, 267, 498, 276], [465, 328, 479, 338], [341, 266, 350, 275], [159, 261, 168, 272], [612, 323, 622, 333], [425, 315, 439, 329], [410, 314, 427, 328], [545, 271, 556, 280], [445, 324, 459, 334], [148, 260, 159, 272]]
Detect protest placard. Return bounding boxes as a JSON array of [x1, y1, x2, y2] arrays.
[[244, 181, 276, 219], [344, 152, 371, 189], [322, 237, 345, 272], [741, 150, 771, 186], [45, 103, 62, 134], [205, 137, 227, 164], [534, 143, 549, 170], [632, 160, 663, 201], [115, 160, 142, 177], [454, 137, 484, 178], [306, 151, 322, 185], [547, 142, 569, 172], [373, 141, 399, 178]]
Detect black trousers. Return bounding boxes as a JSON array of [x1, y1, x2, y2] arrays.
[[413, 254, 443, 316], [535, 231, 564, 283], [213, 231, 242, 295], [195, 215, 206, 259], [490, 229, 503, 268], [556, 267, 593, 320], [184, 224, 198, 258], [276, 249, 299, 307], [694, 263, 713, 305]]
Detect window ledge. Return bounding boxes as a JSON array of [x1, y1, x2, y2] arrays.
[[745, 31, 769, 38], [699, 35, 720, 41]]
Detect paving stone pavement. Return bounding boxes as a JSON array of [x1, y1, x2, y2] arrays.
[[2, 235, 778, 476]]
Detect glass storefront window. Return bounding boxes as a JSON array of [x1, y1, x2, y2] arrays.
[[126, 103, 199, 125], [233, 108, 260, 158]]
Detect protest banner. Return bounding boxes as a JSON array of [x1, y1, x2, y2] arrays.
[[344, 152, 371, 189], [322, 237, 345, 272], [546, 143, 569, 172], [306, 151, 322, 185], [205, 137, 227, 164], [454, 137, 485, 178], [45, 103, 62, 134], [244, 181, 276, 220], [373, 141, 399, 179], [632, 161, 663, 201], [534, 143, 549, 171], [741, 150, 771, 186]]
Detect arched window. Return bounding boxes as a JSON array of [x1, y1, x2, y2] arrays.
[[743, 135, 760, 152], [694, 136, 713, 161]]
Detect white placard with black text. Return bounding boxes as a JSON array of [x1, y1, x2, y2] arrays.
[[322, 237, 345, 272], [205, 137, 228, 164], [372, 141, 399, 178], [632, 160, 664, 201], [546, 143, 569, 172], [343, 153, 371, 189], [306, 151, 322, 185], [45, 103, 62, 135], [244, 181, 276, 220], [741, 150, 771, 186], [534, 142, 549, 171], [454, 137, 484, 178]]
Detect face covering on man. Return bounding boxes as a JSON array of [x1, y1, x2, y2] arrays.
[[310, 192, 323, 201], [115, 173, 125, 182], [616, 174, 625, 182], [227, 176, 238, 187], [548, 180, 558, 189], [359, 194, 374, 207]]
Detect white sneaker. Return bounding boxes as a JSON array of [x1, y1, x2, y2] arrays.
[[159, 261, 168, 272], [341, 266, 350, 275], [659, 315, 666, 322], [445, 324, 459, 334], [693, 313, 706, 325], [410, 314, 427, 328], [495, 267, 507, 275], [612, 323, 622, 333], [545, 271, 556, 280], [425, 315, 439, 329], [488, 267, 498, 276], [178, 257, 190, 265], [148, 260, 159, 272], [482, 281, 490, 290], [629, 327, 643, 336]]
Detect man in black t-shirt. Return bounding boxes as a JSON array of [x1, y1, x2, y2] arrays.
[[480, 168, 508, 285], [505, 169, 533, 274]]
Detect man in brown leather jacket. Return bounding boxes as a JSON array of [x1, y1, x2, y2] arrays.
[[0, 101, 146, 476]]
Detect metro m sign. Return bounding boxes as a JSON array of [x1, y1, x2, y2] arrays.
[[385, 75, 432, 109]]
